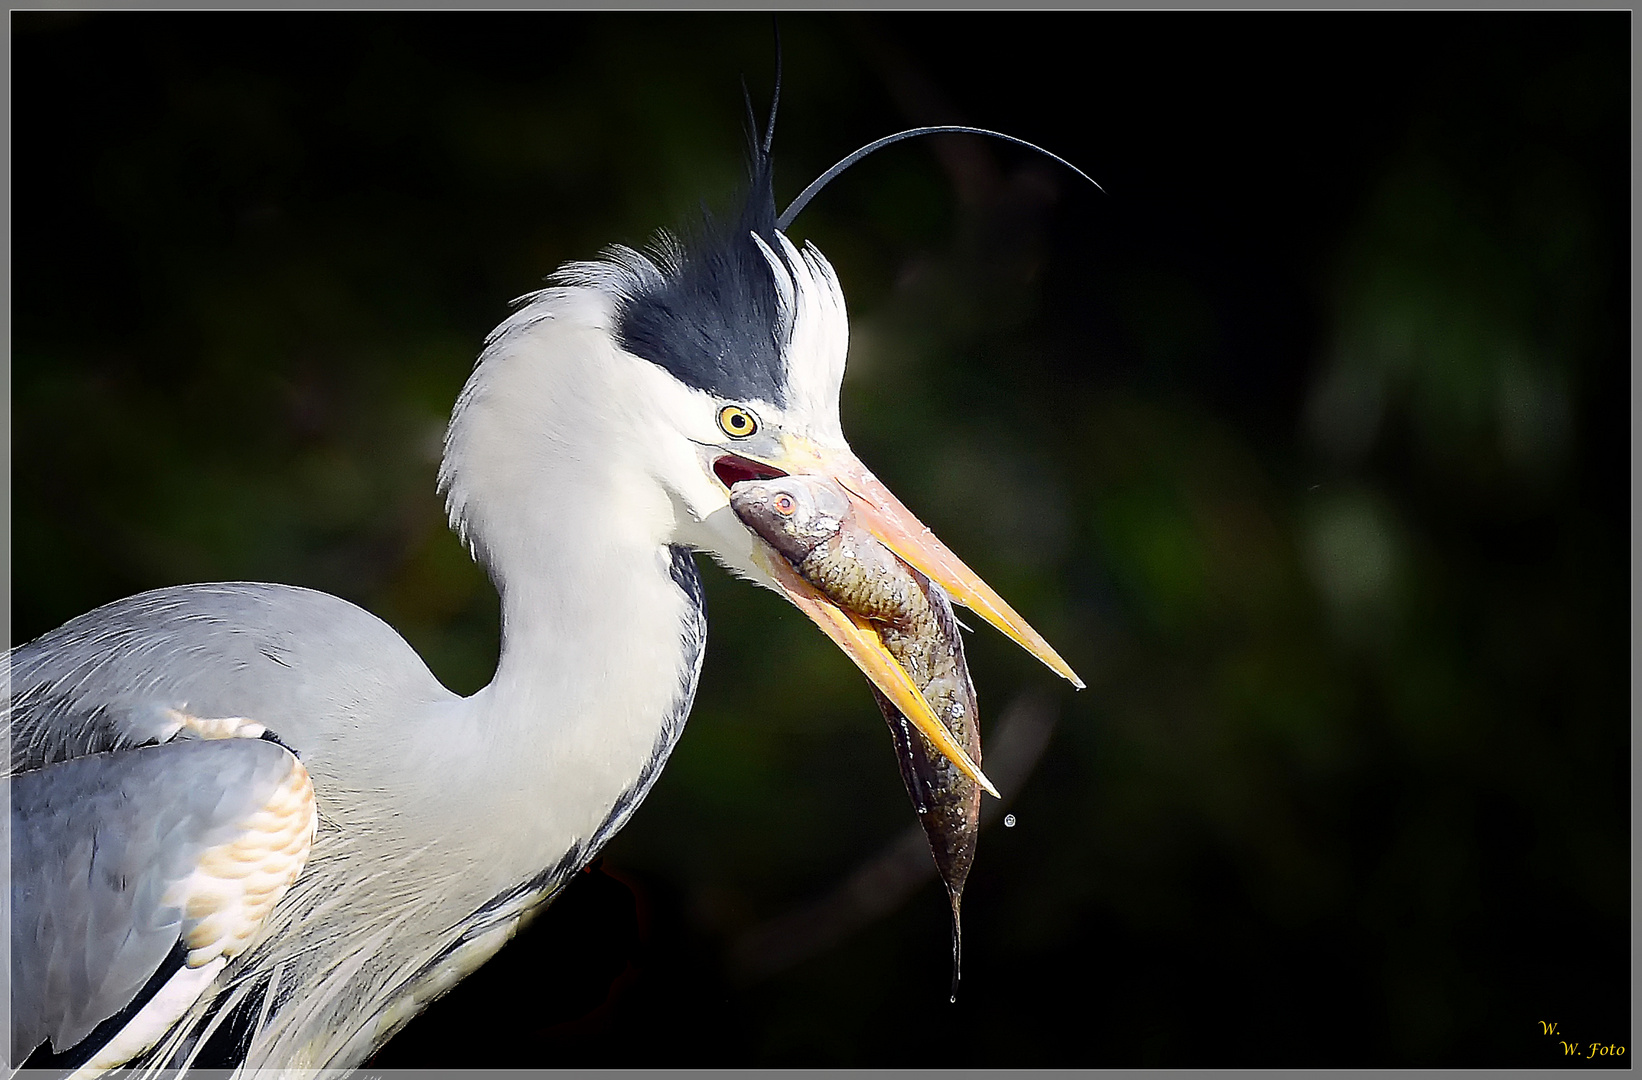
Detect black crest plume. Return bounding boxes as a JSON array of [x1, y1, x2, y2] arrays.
[[779, 125, 1102, 232], [615, 28, 789, 406]]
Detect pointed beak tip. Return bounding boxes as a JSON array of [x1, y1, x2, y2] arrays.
[[818, 455, 1082, 694]]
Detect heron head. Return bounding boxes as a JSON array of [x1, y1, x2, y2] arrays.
[[618, 154, 1079, 782], [441, 118, 1079, 787]]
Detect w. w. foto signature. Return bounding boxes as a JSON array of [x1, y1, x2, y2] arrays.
[[1541, 1020, 1625, 1061]]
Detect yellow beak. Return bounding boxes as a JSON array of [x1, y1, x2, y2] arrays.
[[722, 436, 1083, 797]]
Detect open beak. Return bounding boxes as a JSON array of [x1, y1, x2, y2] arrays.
[[718, 437, 1084, 797]]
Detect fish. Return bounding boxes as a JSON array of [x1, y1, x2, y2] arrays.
[[730, 475, 982, 1000]]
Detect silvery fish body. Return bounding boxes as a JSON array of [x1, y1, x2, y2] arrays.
[[730, 475, 981, 996]]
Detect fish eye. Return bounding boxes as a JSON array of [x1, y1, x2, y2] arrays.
[[717, 405, 758, 439], [773, 493, 796, 516]]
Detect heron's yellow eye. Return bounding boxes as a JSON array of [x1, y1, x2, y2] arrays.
[[718, 405, 758, 439]]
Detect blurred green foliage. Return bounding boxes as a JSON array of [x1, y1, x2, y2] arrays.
[[11, 12, 1627, 1067]]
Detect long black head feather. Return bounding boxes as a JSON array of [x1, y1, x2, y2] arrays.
[[764, 17, 781, 157], [616, 75, 789, 406], [777, 125, 1103, 232]]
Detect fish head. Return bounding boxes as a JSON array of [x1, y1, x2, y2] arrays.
[[728, 475, 852, 566]]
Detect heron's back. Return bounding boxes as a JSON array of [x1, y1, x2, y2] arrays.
[[8, 581, 456, 777]]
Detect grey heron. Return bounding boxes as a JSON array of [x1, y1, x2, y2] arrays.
[[7, 79, 1085, 1073]]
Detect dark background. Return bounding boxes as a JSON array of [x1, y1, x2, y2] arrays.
[[11, 12, 1629, 1068]]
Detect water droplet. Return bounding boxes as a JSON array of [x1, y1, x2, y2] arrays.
[[1003, 813, 1017, 828]]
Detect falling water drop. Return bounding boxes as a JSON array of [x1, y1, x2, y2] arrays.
[[1004, 813, 1017, 828]]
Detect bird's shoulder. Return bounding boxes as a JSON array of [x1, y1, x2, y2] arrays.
[[7, 581, 452, 774], [11, 736, 317, 1069]]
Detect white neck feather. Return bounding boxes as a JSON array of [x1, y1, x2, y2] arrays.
[[431, 283, 702, 885]]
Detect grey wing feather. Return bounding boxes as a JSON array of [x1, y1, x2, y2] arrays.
[[9, 738, 296, 1061], [7, 581, 449, 775]]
